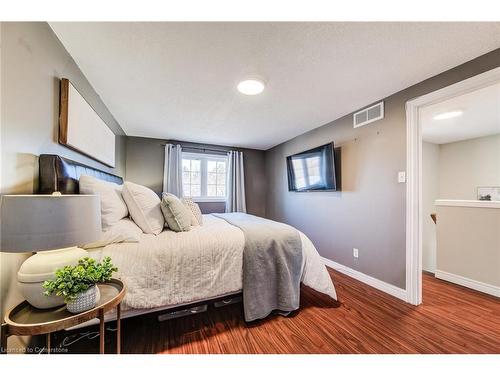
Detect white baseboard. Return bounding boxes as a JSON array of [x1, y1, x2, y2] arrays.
[[322, 257, 408, 302], [434, 270, 500, 298]]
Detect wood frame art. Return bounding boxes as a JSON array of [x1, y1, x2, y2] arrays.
[[59, 78, 116, 167]]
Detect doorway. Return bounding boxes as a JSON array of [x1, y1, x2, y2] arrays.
[[405, 67, 500, 305]]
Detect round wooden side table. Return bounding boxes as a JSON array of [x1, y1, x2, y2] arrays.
[[1, 279, 125, 354]]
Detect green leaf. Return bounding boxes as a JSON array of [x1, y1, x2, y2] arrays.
[[41, 256, 117, 302]]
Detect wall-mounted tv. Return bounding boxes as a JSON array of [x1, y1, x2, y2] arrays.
[[286, 142, 339, 192]]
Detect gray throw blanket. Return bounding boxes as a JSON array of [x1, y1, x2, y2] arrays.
[[213, 213, 303, 322]]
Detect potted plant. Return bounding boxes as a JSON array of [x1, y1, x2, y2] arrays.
[[42, 257, 118, 314]]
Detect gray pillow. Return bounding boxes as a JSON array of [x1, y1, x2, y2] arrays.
[[160, 193, 192, 232]]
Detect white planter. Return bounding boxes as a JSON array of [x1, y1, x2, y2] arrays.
[[66, 285, 101, 314]]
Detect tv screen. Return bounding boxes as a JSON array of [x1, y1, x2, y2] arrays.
[[286, 142, 337, 192]]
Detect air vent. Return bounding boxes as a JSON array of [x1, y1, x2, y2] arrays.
[[353, 101, 384, 128]]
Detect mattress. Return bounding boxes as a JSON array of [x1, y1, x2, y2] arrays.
[[99, 214, 244, 311], [94, 214, 336, 312]]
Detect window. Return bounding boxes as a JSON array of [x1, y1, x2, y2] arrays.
[[182, 153, 228, 201], [291, 153, 323, 190]]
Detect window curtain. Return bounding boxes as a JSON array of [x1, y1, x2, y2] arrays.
[[225, 150, 247, 213], [163, 143, 183, 196]]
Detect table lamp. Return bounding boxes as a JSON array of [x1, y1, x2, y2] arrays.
[[1, 194, 101, 309]]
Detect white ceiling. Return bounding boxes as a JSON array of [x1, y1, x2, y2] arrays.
[[421, 82, 500, 144], [50, 22, 500, 150]]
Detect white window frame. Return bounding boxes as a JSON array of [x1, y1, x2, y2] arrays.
[[182, 152, 228, 202]]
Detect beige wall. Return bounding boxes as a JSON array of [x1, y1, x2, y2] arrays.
[[422, 142, 440, 272], [422, 134, 500, 273], [265, 49, 500, 289], [436, 205, 500, 289], [0, 22, 127, 347], [126, 136, 267, 217], [439, 134, 500, 200]]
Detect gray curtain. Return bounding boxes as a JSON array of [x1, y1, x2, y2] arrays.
[[163, 144, 183, 196], [226, 150, 247, 213]]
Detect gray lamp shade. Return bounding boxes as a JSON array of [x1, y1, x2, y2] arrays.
[[0, 194, 101, 253]]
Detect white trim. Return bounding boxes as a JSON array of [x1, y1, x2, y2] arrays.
[[192, 197, 226, 203], [406, 67, 500, 109], [182, 152, 228, 161], [405, 67, 500, 306], [405, 95, 422, 305], [434, 270, 500, 298], [322, 257, 408, 302], [435, 199, 500, 209]]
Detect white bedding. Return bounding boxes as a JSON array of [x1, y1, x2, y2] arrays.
[[98, 214, 337, 311]]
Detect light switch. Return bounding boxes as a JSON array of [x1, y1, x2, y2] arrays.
[[398, 171, 406, 183]]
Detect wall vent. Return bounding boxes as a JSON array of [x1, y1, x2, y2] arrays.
[[353, 101, 384, 128]]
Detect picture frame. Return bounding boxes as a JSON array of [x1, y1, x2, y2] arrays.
[[477, 186, 500, 201], [59, 78, 116, 167]]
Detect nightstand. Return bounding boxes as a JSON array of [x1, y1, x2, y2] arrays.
[[1, 279, 125, 354]]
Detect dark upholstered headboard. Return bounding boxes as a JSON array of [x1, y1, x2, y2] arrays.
[[38, 154, 123, 194]]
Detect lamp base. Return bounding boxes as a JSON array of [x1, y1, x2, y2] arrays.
[[17, 247, 89, 309]]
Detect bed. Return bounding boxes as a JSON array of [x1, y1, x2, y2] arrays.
[[38, 154, 337, 325]]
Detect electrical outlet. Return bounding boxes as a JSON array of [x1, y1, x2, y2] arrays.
[[398, 171, 406, 183], [353, 248, 359, 258]]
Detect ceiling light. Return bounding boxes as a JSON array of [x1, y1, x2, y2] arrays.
[[433, 110, 463, 120], [237, 79, 265, 95]]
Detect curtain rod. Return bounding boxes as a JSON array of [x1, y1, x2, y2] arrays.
[[160, 143, 230, 154]]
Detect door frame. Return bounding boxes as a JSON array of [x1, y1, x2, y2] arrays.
[[405, 67, 500, 305]]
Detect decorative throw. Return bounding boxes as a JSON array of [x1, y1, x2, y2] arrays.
[[213, 213, 303, 322], [181, 198, 203, 226]]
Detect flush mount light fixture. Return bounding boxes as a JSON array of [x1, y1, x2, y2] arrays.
[[433, 110, 463, 120], [237, 79, 265, 95]]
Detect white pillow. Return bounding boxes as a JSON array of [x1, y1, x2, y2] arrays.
[[122, 181, 165, 235], [181, 198, 203, 226], [83, 218, 143, 249], [79, 175, 128, 230]]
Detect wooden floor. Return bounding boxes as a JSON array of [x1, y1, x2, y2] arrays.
[[54, 268, 500, 354]]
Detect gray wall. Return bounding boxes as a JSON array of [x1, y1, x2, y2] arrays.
[[265, 49, 500, 289], [1, 23, 126, 195], [126, 136, 266, 217], [0, 22, 127, 339]]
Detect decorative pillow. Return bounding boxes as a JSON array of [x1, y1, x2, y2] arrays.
[[122, 181, 165, 235], [181, 198, 203, 226], [82, 218, 143, 249], [79, 175, 128, 231], [161, 193, 192, 232]]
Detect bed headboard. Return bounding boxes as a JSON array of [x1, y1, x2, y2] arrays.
[[38, 154, 123, 194]]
